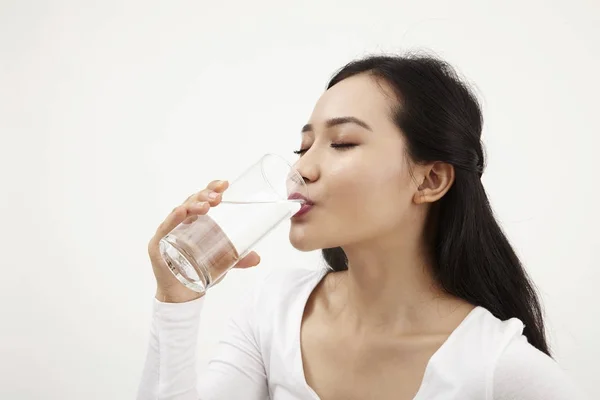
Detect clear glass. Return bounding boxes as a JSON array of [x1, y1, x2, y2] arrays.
[[159, 153, 308, 294]]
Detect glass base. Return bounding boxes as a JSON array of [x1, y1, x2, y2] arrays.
[[159, 237, 211, 294]]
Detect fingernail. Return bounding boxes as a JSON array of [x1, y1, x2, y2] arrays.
[[208, 192, 219, 199]]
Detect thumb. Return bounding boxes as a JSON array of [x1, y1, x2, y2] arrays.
[[234, 251, 261, 269]]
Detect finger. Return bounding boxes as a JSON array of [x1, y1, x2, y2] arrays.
[[207, 179, 229, 192], [181, 214, 199, 225], [181, 200, 211, 224], [184, 181, 228, 203], [155, 202, 209, 239], [210, 252, 260, 286], [186, 188, 223, 207], [233, 251, 261, 269]]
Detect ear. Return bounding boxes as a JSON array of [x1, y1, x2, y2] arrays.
[[413, 162, 455, 205]]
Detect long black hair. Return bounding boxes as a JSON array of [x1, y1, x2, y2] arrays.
[[322, 52, 550, 357]]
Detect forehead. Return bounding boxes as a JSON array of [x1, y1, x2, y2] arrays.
[[309, 73, 398, 124]]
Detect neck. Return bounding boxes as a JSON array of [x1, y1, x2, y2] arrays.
[[334, 230, 463, 334]]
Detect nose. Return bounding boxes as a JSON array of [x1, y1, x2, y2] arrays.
[[293, 153, 319, 186]]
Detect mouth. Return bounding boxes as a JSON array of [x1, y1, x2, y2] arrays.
[[288, 192, 314, 218], [287, 192, 314, 205]]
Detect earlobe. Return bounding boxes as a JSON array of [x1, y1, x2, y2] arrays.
[[413, 190, 427, 204], [412, 173, 432, 205]]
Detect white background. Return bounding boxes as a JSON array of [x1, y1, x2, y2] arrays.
[[1, 0, 598, 398]]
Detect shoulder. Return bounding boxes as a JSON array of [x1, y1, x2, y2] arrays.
[[225, 266, 326, 337], [261, 265, 326, 286], [431, 307, 586, 399], [256, 266, 326, 296], [493, 335, 586, 399], [248, 266, 327, 364], [249, 266, 327, 310]]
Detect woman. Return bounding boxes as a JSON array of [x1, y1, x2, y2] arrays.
[[138, 53, 584, 399]]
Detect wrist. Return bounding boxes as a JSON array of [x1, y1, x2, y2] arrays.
[[155, 287, 203, 303]]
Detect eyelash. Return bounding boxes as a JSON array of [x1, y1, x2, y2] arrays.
[[293, 143, 357, 155]]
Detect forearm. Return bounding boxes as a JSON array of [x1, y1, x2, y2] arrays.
[[137, 297, 204, 400]]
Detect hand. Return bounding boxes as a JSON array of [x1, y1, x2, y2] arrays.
[[148, 180, 261, 303]]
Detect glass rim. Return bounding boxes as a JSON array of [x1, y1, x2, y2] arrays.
[[260, 153, 308, 201]]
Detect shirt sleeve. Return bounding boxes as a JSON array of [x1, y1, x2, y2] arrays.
[[493, 335, 588, 400], [136, 281, 269, 400]]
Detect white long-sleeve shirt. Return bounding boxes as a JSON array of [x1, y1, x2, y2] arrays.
[[137, 267, 586, 399]]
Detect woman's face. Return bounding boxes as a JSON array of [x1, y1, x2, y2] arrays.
[[289, 74, 422, 251]]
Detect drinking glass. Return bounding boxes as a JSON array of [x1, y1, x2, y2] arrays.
[[159, 153, 308, 294]]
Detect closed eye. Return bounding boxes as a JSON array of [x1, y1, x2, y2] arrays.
[[293, 143, 357, 155], [331, 143, 357, 150]]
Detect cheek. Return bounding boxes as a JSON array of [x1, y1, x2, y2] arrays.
[[329, 152, 410, 201], [326, 155, 411, 226], [343, 153, 416, 228], [326, 158, 365, 198]]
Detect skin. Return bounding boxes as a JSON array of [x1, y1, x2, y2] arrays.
[[148, 73, 475, 399]]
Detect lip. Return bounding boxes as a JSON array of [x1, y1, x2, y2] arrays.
[[292, 203, 314, 218], [288, 192, 314, 218], [287, 192, 314, 205]]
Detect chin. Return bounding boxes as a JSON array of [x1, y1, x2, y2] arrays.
[[289, 224, 321, 252], [289, 223, 346, 252]]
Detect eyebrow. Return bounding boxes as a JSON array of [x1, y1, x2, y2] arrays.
[[301, 116, 372, 133]]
